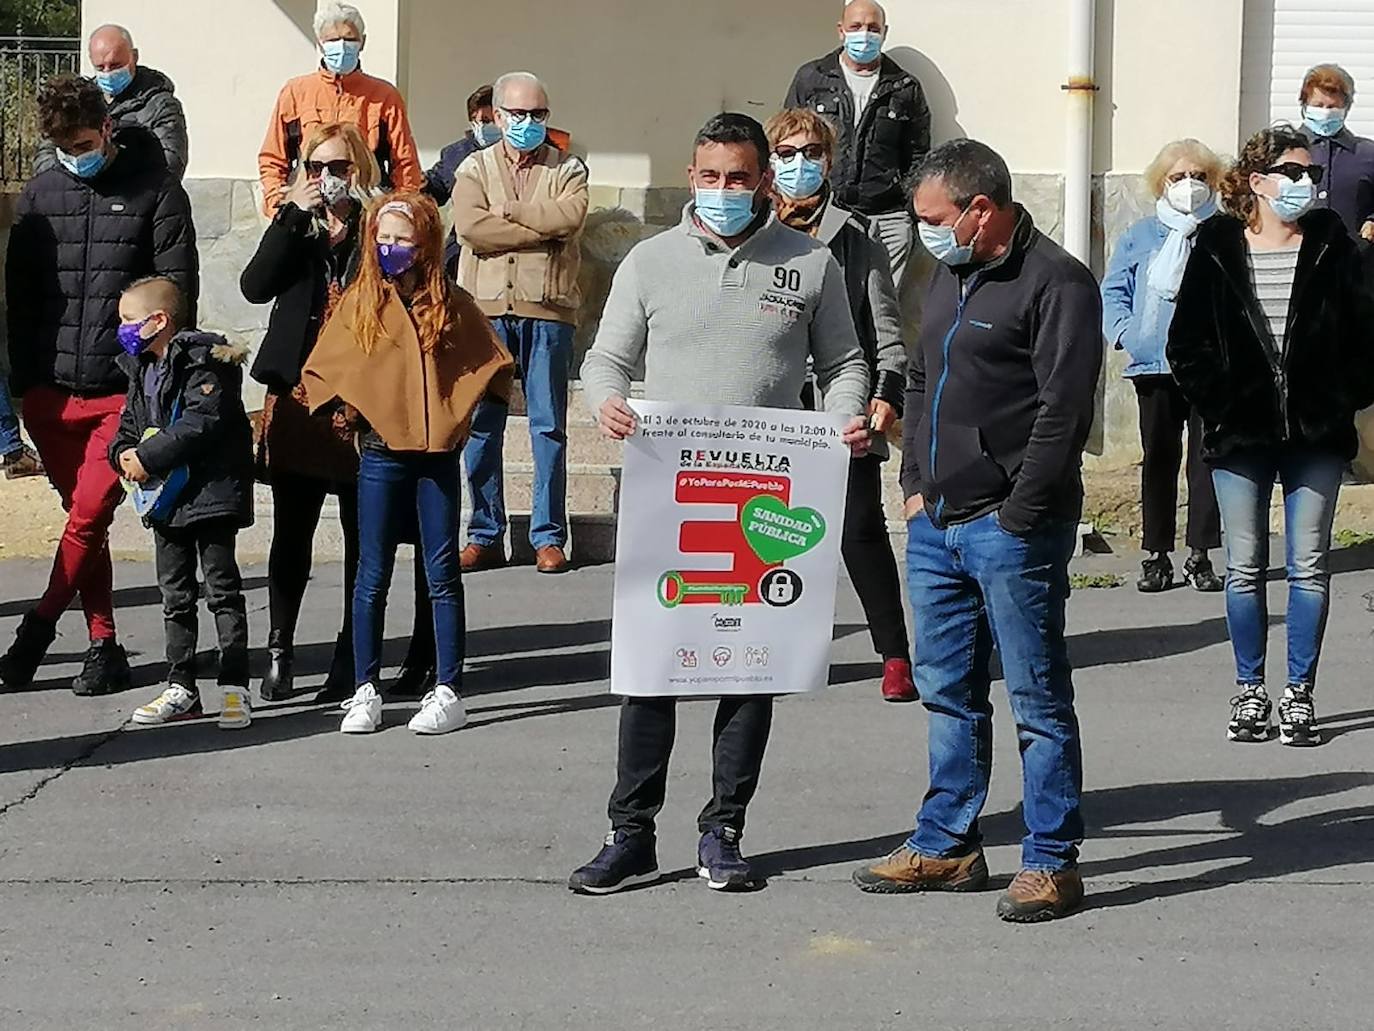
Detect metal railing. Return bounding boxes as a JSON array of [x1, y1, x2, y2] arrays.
[[0, 36, 81, 186]]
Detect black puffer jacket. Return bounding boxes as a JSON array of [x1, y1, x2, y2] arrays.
[[784, 51, 931, 216], [34, 67, 189, 180], [5, 125, 198, 398], [1166, 208, 1374, 462], [109, 332, 254, 529]]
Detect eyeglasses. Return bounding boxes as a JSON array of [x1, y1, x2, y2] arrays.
[[501, 107, 550, 124], [1266, 162, 1324, 184], [305, 158, 354, 177], [774, 143, 827, 161], [1166, 170, 1208, 184]]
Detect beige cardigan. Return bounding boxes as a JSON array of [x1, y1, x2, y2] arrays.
[[451, 142, 589, 325]]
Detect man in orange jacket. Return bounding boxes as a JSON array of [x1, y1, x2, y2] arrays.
[[258, 2, 421, 215]]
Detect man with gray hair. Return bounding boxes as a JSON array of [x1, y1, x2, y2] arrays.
[[258, 1, 421, 214], [852, 139, 1101, 922], [451, 71, 589, 575], [34, 22, 188, 178]]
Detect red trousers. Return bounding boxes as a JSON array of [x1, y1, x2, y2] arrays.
[[22, 385, 126, 640]]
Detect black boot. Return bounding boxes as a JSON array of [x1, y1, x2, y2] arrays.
[[72, 638, 132, 696], [259, 629, 295, 702], [389, 634, 435, 700], [0, 611, 58, 690], [314, 631, 355, 704]]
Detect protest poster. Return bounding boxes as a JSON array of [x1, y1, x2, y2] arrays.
[[610, 400, 851, 697]]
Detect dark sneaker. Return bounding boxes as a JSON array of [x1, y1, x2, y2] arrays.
[[1277, 686, 1320, 747], [1183, 554, 1224, 592], [697, 826, 757, 891], [880, 658, 917, 702], [996, 868, 1084, 922], [389, 662, 436, 700], [314, 633, 355, 704], [71, 639, 132, 696], [568, 830, 659, 895], [2, 444, 44, 480], [1227, 685, 1272, 742], [853, 845, 989, 893], [1136, 555, 1174, 593], [0, 611, 57, 689]]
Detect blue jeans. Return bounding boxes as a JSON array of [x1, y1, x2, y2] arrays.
[[0, 373, 22, 454], [906, 511, 1084, 871], [353, 448, 466, 688], [463, 316, 572, 549], [1211, 447, 1343, 688]]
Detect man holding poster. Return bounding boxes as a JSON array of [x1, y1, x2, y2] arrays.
[[570, 113, 871, 895]]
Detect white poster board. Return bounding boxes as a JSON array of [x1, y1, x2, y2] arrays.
[[610, 401, 851, 697]]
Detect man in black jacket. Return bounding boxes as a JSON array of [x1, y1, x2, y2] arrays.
[[1, 75, 198, 696], [784, 0, 930, 285], [34, 24, 189, 180], [852, 140, 1101, 923]]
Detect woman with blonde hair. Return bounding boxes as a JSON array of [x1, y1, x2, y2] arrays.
[[1167, 125, 1374, 746], [302, 193, 513, 736], [242, 121, 379, 703], [1102, 138, 1226, 594]]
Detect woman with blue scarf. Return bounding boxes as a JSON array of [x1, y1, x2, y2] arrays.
[[1102, 139, 1226, 594]]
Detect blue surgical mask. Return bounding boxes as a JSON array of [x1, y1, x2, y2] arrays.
[[57, 145, 108, 179], [472, 121, 501, 148], [771, 153, 826, 200], [502, 115, 547, 153], [1303, 105, 1348, 138], [695, 187, 758, 237], [321, 39, 362, 76], [844, 30, 883, 64], [1266, 176, 1316, 223], [917, 205, 976, 266], [96, 65, 134, 97]]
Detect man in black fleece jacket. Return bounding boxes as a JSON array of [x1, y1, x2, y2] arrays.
[[853, 139, 1102, 923]]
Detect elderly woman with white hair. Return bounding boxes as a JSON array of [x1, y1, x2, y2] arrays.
[[257, 1, 422, 215], [1101, 138, 1226, 595]]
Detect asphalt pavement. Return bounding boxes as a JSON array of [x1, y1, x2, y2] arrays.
[[1, 544, 1373, 1029]]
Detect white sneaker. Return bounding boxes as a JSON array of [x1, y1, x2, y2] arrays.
[[340, 683, 383, 734], [218, 686, 252, 730], [132, 684, 201, 725], [407, 684, 468, 735]]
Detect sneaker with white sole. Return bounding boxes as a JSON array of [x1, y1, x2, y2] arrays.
[[340, 683, 383, 734], [218, 686, 252, 730], [407, 684, 468, 735], [1277, 685, 1320, 746], [132, 684, 202, 725]]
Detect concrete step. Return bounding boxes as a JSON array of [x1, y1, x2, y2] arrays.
[[502, 416, 626, 466]]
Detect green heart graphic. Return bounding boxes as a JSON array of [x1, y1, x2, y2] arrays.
[[740, 495, 827, 564]]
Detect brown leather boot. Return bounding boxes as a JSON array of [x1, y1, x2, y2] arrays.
[[535, 545, 569, 574], [996, 868, 1084, 922], [460, 543, 507, 572], [852, 846, 989, 893]]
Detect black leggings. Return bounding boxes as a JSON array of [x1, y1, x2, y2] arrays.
[[267, 470, 359, 644], [843, 455, 911, 661]]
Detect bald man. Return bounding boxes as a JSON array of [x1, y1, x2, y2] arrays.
[[785, 0, 930, 285], [34, 23, 188, 178]]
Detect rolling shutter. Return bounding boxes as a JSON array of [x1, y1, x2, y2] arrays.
[[1269, 0, 1374, 138]]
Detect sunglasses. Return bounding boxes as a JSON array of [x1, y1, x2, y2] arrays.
[[501, 107, 550, 123], [774, 144, 827, 161], [1166, 170, 1208, 184], [305, 158, 354, 178], [1265, 162, 1324, 184]]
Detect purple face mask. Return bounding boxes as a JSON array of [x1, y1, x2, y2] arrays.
[[377, 242, 418, 278], [117, 316, 156, 356]]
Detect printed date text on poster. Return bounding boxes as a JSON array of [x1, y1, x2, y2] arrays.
[[610, 401, 850, 697]]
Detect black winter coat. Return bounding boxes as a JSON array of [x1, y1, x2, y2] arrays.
[[241, 201, 362, 392], [1166, 208, 1374, 462], [5, 126, 198, 398], [34, 68, 189, 180], [109, 332, 254, 529], [784, 51, 931, 216]]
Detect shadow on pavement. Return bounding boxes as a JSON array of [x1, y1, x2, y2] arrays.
[[0, 578, 272, 620], [752, 770, 1374, 906]]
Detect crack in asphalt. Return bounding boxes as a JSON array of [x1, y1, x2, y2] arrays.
[[0, 718, 130, 820]]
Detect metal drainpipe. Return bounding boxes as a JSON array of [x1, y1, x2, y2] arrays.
[[1062, 0, 1097, 264]]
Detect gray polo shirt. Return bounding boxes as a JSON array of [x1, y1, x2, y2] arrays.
[[581, 204, 870, 416]]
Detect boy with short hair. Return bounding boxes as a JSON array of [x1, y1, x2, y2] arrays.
[[109, 277, 254, 729]]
